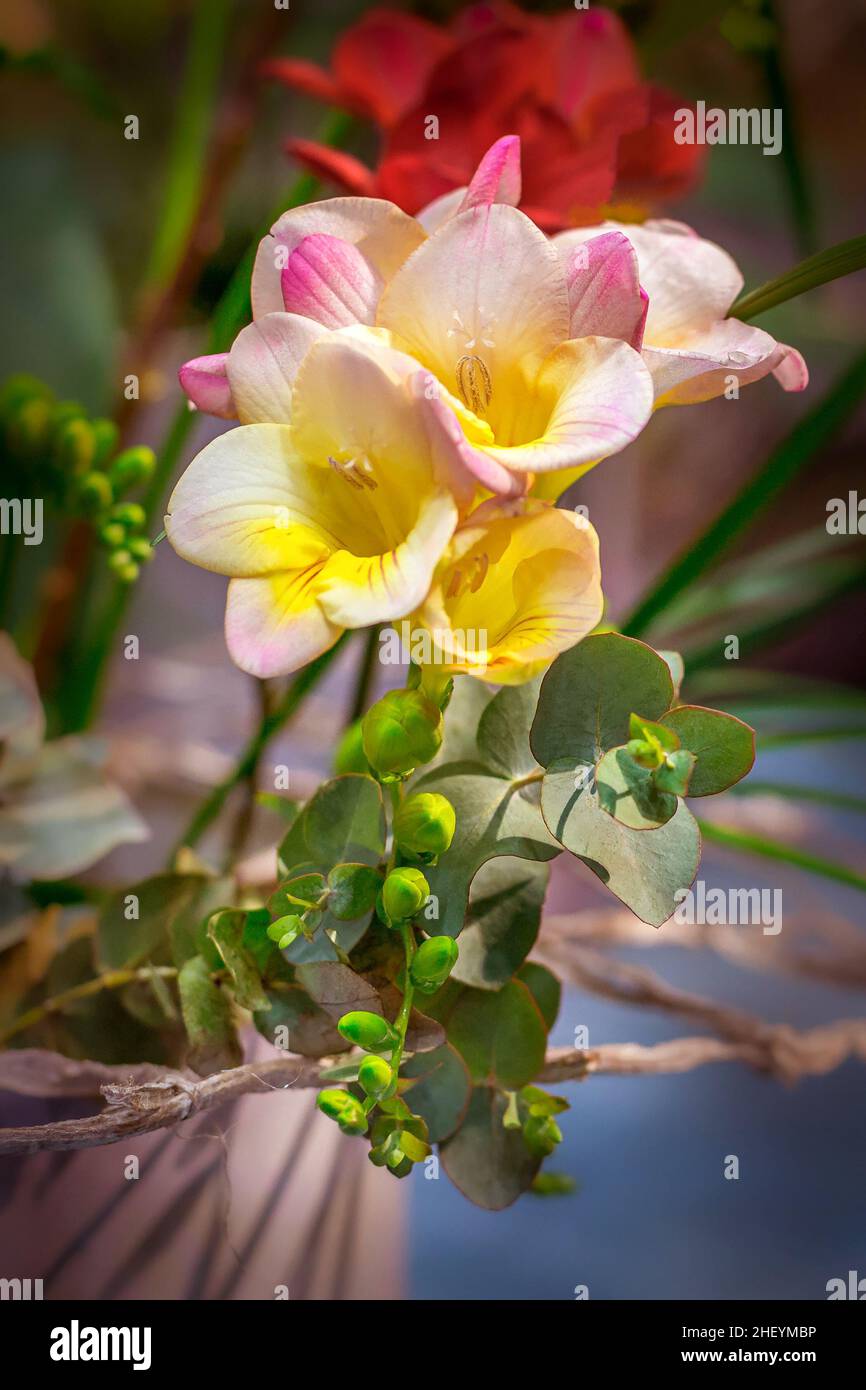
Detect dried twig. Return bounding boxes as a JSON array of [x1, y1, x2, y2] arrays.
[[3, 1014, 866, 1157]]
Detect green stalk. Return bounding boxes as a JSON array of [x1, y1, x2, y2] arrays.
[[698, 818, 866, 891], [733, 235, 866, 322], [0, 966, 178, 1047], [144, 0, 234, 292], [622, 347, 866, 638], [759, 0, 817, 257], [730, 781, 866, 815]]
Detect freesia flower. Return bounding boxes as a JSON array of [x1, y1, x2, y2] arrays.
[[265, 3, 703, 230], [167, 331, 464, 677], [555, 219, 809, 404], [180, 136, 656, 499], [413, 498, 603, 684]]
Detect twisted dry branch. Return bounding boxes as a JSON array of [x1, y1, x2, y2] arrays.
[[2, 1011, 866, 1156]]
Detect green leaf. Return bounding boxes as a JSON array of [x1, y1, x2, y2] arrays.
[[540, 765, 701, 926], [278, 775, 385, 877], [451, 857, 549, 990], [597, 746, 678, 829], [294, 961, 383, 1024], [206, 909, 269, 1013], [177, 954, 241, 1076], [531, 633, 674, 771], [277, 775, 385, 962], [436, 979, 547, 1089], [661, 705, 755, 796], [401, 1043, 472, 1142], [412, 761, 559, 937], [732, 234, 866, 321], [622, 349, 866, 638], [98, 873, 232, 971], [476, 677, 544, 779], [327, 863, 383, 921], [697, 819, 866, 892], [253, 984, 345, 1057], [441, 1086, 541, 1210], [516, 963, 561, 1031]]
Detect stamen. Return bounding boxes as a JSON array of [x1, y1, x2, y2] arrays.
[[456, 355, 492, 414]]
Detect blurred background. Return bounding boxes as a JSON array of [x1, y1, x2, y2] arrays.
[[0, 0, 864, 1300]]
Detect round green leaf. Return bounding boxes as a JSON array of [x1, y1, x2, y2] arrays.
[[661, 705, 756, 796]]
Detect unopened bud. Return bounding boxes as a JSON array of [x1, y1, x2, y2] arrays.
[[394, 791, 455, 858], [410, 934, 458, 992], [382, 866, 429, 923], [337, 1010, 398, 1051], [361, 688, 442, 779], [357, 1054, 393, 1100]]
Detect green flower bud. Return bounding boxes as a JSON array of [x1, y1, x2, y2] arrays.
[[53, 417, 96, 476], [108, 446, 156, 494], [0, 374, 52, 422], [337, 1010, 398, 1051], [361, 689, 442, 779], [382, 866, 429, 923], [99, 521, 127, 549], [394, 792, 456, 858], [90, 418, 120, 467], [410, 934, 458, 992], [107, 549, 139, 583], [333, 718, 370, 775], [357, 1054, 393, 1100], [266, 913, 304, 946], [110, 501, 147, 530], [126, 536, 154, 563], [316, 1089, 368, 1136], [523, 1112, 563, 1158], [77, 471, 114, 515], [6, 394, 53, 458]]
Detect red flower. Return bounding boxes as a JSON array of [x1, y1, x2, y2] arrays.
[[263, 4, 703, 230]]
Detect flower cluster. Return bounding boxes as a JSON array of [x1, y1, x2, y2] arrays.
[[167, 136, 805, 682], [264, 2, 705, 229]]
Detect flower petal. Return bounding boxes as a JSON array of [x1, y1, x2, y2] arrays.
[[378, 202, 570, 402], [225, 573, 342, 679], [317, 488, 458, 629], [478, 335, 654, 476], [252, 197, 425, 319], [280, 233, 384, 327], [418, 498, 603, 683], [178, 353, 235, 419], [563, 230, 647, 347], [457, 134, 522, 214], [556, 219, 743, 342], [227, 313, 326, 424], [644, 319, 803, 405], [165, 424, 339, 577]]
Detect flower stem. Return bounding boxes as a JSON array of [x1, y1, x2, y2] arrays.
[[0, 966, 178, 1047], [391, 923, 417, 1081]]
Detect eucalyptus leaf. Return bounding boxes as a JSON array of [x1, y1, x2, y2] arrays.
[[437, 979, 548, 1089], [661, 705, 755, 795], [530, 633, 674, 771], [596, 746, 678, 829], [98, 872, 232, 971], [412, 761, 559, 937], [540, 766, 701, 926], [441, 1086, 541, 1210], [206, 909, 269, 1013], [451, 856, 549, 990], [401, 1043, 472, 1142], [516, 963, 561, 1031], [253, 983, 345, 1057], [295, 961, 382, 1023], [177, 954, 242, 1076]]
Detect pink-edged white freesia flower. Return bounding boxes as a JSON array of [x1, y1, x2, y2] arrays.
[[179, 136, 656, 499], [554, 218, 808, 405]]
